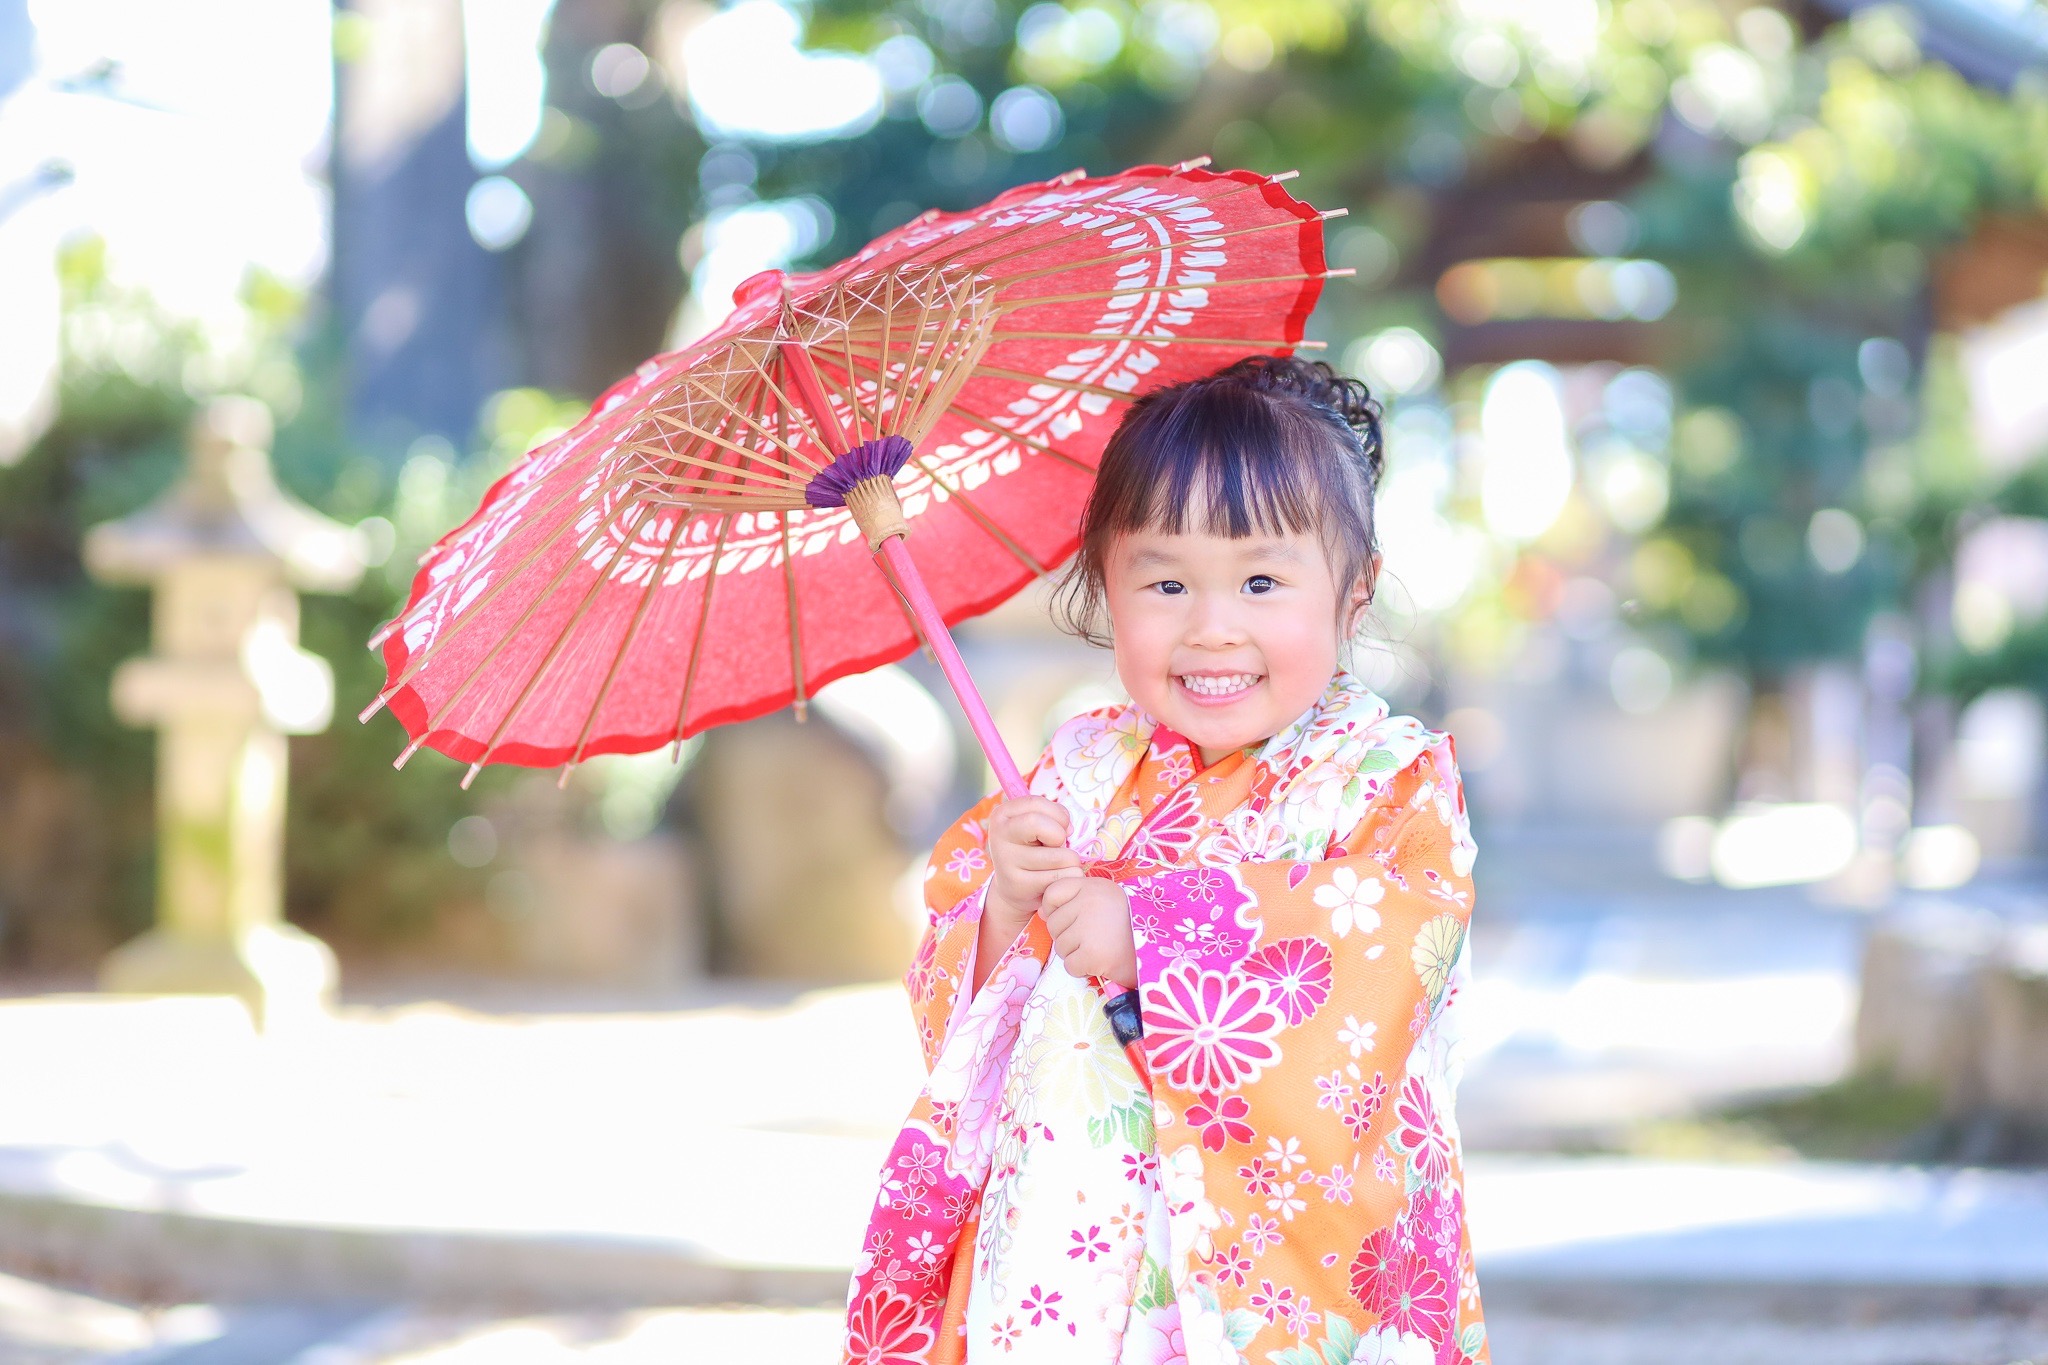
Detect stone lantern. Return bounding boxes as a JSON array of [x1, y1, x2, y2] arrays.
[[84, 397, 367, 1028]]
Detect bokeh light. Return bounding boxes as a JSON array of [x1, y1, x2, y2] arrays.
[[1479, 361, 1575, 543], [681, 0, 883, 142]]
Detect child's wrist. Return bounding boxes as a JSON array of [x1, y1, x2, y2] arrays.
[[983, 882, 1033, 928]]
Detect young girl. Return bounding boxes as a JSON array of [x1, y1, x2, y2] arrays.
[[845, 356, 1484, 1365]]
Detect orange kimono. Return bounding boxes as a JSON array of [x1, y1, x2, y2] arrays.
[[846, 671, 1486, 1365]]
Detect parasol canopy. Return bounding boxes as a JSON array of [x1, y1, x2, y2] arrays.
[[364, 158, 1347, 787]]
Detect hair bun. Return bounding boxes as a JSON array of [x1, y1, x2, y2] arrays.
[[1220, 354, 1384, 487]]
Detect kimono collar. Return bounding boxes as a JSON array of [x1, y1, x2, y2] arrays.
[[1039, 670, 1434, 867]]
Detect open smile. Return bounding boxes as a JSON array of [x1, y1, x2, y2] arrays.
[[1177, 672, 1263, 704]]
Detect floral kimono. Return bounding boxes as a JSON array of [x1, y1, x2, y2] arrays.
[[845, 671, 1486, 1365]]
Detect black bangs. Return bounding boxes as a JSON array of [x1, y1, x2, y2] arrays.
[[1101, 381, 1331, 543], [1054, 355, 1384, 648]]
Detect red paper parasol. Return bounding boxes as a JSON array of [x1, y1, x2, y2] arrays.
[[364, 159, 1345, 798]]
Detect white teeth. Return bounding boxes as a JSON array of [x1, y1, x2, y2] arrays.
[[1180, 673, 1259, 697]]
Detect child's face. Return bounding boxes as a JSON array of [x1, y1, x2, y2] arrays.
[[1103, 520, 1367, 764]]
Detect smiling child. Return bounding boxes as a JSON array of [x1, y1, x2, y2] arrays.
[[846, 355, 1485, 1365]]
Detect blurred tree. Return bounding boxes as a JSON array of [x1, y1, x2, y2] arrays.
[[512, 0, 704, 397], [331, 0, 513, 452], [521, 0, 2048, 706]]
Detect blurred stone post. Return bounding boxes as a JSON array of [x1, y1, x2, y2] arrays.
[[83, 398, 367, 1028]]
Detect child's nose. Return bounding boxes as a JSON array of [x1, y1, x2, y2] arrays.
[[1184, 593, 1247, 647]]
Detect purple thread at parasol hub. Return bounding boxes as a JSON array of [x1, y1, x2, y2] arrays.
[[803, 434, 914, 509]]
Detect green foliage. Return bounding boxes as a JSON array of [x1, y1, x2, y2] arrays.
[[1942, 613, 2048, 703], [1087, 1098, 1154, 1149], [1131, 1253, 1174, 1312], [0, 238, 512, 966], [1265, 1310, 1360, 1365], [1223, 1308, 1264, 1352]]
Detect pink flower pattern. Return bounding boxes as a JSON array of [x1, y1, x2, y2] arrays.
[[1141, 963, 1286, 1093], [1243, 937, 1335, 1025], [1395, 1075, 1454, 1186]]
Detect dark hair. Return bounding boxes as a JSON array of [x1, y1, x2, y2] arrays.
[[1054, 354, 1385, 647]]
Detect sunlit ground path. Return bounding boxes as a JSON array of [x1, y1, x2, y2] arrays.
[[6, 1284, 2048, 1365]]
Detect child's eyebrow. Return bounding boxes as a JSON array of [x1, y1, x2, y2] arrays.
[[1242, 541, 1311, 564]]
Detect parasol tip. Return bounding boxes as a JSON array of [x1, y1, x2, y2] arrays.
[[461, 763, 484, 791], [732, 269, 788, 309], [1173, 156, 1212, 172], [358, 693, 391, 724]]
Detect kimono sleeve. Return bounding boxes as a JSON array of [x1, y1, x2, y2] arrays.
[[1120, 741, 1474, 1074], [901, 791, 1001, 1072]]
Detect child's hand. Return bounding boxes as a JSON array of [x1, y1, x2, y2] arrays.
[[1040, 877, 1138, 988], [986, 796, 1080, 925]]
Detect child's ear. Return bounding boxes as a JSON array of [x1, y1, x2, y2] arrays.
[[1344, 554, 1380, 632]]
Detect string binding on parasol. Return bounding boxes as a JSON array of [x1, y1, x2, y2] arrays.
[[804, 434, 915, 551]]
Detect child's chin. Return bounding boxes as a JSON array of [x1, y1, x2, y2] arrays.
[[1174, 714, 1267, 754]]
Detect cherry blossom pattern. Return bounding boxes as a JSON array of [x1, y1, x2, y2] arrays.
[[1131, 865, 1257, 975], [1312, 865, 1384, 937], [1243, 937, 1334, 1025], [1142, 962, 1286, 1093], [1343, 1072, 1391, 1140], [1018, 1284, 1063, 1327], [1336, 1014, 1378, 1058], [1068, 1224, 1111, 1262], [1214, 1240, 1255, 1287], [1184, 1092, 1255, 1151], [945, 844, 989, 882]]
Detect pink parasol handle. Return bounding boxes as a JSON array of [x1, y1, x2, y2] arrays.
[[779, 333, 1027, 800], [877, 535, 1144, 1079], [784, 332, 1141, 1062], [874, 534, 1029, 801]]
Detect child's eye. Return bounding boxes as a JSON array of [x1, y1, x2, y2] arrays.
[[1244, 574, 1277, 595], [1156, 580, 1187, 596]]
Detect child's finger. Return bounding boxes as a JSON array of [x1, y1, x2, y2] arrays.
[[1000, 809, 1069, 849], [1009, 845, 1078, 873], [1043, 904, 1072, 942], [1008, 798, 1073, 843]]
